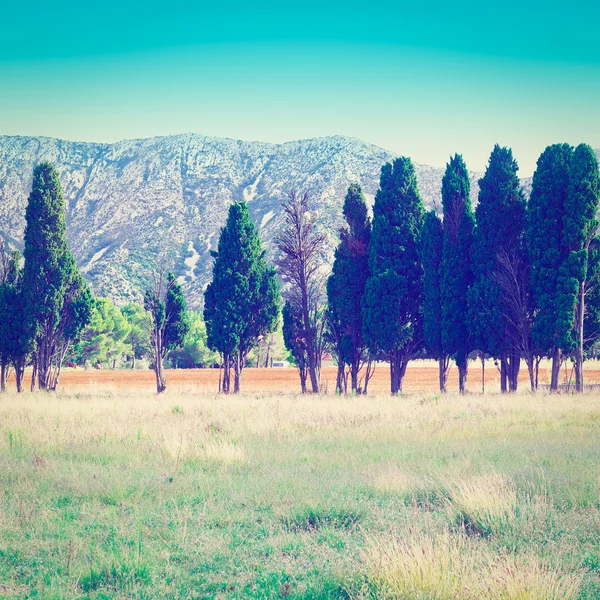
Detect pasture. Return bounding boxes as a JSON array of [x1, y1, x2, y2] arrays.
[[1, 381, 600, 598]]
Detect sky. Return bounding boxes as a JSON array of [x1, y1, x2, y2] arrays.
[[1, 0, 599, 175]]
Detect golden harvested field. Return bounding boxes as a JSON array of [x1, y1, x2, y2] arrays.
[[49, 362, 600, 394]]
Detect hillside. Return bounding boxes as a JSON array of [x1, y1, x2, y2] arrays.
[[5, 134, 590, 307]]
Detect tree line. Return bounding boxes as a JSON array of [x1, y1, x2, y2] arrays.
[[2, 143, 599, 396], [204, 142, 600, 395], [0, 163, 214, 394]]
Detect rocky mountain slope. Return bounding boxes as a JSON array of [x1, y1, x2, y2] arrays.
[[3, 134, 591, 307]]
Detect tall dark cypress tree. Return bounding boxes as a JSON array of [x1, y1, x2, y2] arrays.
[[363, 158, 425, 394], [468, 145, 527, 392], [22, 162, 93, 391], [204, 201, 280, 393], [420, 210, 449, 392], [528, 144, 573, 390], [440, 154, 475, 393], [327, 183, 371, 394], [557, 143, 600, 391]]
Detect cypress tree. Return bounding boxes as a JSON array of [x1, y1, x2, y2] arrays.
[[420, 210, 449, 392], [326, 183, 371, 394], [363, 157, 425, 394], [440, 154, 475, 393], [528, 144, 573, 390], [204, 201, 280, 393], [0, 248, 26, 391], [468, 145, 527, 392], [22, 163, 93, 390], [557, 143, 600, 391]]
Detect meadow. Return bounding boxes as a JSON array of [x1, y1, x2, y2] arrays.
[[1, 384, 600, 599]]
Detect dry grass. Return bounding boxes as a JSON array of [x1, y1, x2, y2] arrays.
[[364, 531, 585, 600], [0, 387, 599, 598], [447, 471, 518, 535]]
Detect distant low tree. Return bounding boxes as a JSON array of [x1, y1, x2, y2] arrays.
[[22, 163, 94, 391], [363, 158, 425, 394], [557, 143, 600, 391], [420, 210, 449, 392], [276, 191, 328, 393], [440, 154, 475, 393], [327, 183, 372, 394], [145, 271, 190, 393], [169, 311, 218, 368], [282, 300, 309, 393], [204, 201, 280, 393], [528, 144, 573, 390], [74, 298, 132, 368], [121, 302, 151, 368]]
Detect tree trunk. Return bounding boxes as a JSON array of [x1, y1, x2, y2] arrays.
[[439, 354, 449, 393], [550, 347, 561, 391], [525, 354, 536, 392], [500, 357, 508, 393], [508, 354, 520, 392], [336, 361, 345, 394], [480, 353, 485, 394], [154, 329, 166, 394], [131, 352, 136, 369], [221, 353, 231, 394], [458, 359, 468, 394], [0, 357, 7, 392], [390, 350, 400, 395], [30, 355, 38, 392], [350, 353, 359, 394], [14, 359, 24, 393], [233, 351, 243, 393], [299, 367, 307, 394], [363, 359, 374, 395], [575, 282, 585, 392]]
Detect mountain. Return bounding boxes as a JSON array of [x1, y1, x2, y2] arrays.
[[0, 133, 560, 308]]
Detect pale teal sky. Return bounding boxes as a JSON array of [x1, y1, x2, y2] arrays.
[[2, 1, 599, 175]]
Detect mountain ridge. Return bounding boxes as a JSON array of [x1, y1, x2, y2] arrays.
[[1, 133, 597, 307]]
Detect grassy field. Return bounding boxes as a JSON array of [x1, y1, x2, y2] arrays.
[[1, 388, 600, 599]]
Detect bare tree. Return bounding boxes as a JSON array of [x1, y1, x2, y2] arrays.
[[144, 268, 189, 394], [495, 249, 540, 391], [276, 191, 328, 393]]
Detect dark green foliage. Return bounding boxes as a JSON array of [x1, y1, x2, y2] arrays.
[[22, 162, 93, 390], [165, 272, 190, 353], [527, 144, 573, 356], [326, 184, 371, 393], [144, 271, 190, 393], [282, 300, 309, 393], [362, 157, 425, 393], [420, 211, 444, 359], [204, 201, 280, 392], [468, 145, 527, 359], [556, 144, 600, 353], [584, 237, 600, 355], [440, 154, 475, 384], [72, 297, 132, 367], [0, 248, 27, 390], [121, 302, 151, 367]]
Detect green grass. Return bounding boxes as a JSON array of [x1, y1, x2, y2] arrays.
[[0, 388, 599, 598]]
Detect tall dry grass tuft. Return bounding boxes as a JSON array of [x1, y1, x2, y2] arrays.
[[202, 439, 245, 465], [363, 531, 479, 599], [447, 471, 517, 536], [485, 555, 584, 600], [363, 531, 584, 600]]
